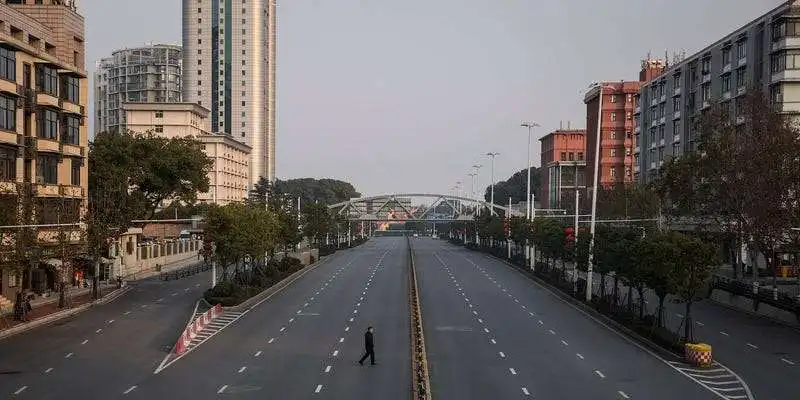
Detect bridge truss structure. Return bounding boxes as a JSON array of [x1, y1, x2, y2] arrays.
[[328, 193, 516, 223]]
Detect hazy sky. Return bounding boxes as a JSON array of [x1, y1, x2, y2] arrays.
[[80, 0, 779, 197]]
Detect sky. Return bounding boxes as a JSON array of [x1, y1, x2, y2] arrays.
[[79, 0, 781, 197]]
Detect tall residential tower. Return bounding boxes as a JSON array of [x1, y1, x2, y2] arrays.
[[94, 44, 182, 135], [182, 0, 276, 187]]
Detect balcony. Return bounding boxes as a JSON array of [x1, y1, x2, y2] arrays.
[[634, 125, 641, 134], [634, 146, 640, 154], [634, 105, 641, 114], [735, 115, 745, 125], [674, 134, 681, 143], [736, 86, 746, 96], [634, 165, 640, 173], [702, 100, 711, 109], [702, 73, 711, 83], [771, 69, 800, 83], [60, 99, 82, 115], [771, 37, 800, 52], [0, 79, 17, 96], [660, 94, 667, 103], [659, 160, 664, 168], [659, 116, 666, 124], [60, 143, 83, 157], [0, 131, 16, 146], [673, 110, 681, 119], [673, 87, 681, 97], [59, 185, 84, 198], [37, 228, 83, 245], [650, 161, 657, 170], [650, 141, 657, 149], [723, 63, 732, 73], [34, 183, 60, 197], [738, 57, 747, 67], [650, 97, 658, 107], [660, 138, 665, 146], [722, 91, 731, 100], [37, 138, 59, 153], [36, 92, 59, 108]]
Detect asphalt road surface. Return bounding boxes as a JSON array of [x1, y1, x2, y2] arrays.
[[126, 237, 410, 400], [414, 238, 723, 400], [0, 263, 211, 399]]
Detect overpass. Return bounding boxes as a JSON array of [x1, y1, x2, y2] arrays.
[[327, 193, 515, 223]]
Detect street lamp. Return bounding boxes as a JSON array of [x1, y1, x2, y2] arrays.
[[472, 164, 483, 215], [520, 122, 540, 220], [585, 82, 617, 302], [486, 152, 499, 209], [468, 172, 478, 203]]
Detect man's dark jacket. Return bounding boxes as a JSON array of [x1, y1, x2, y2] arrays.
[[364, 331, 374, 349]]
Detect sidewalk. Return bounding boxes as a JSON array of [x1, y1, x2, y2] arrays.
[[0, 283, 130, 339]]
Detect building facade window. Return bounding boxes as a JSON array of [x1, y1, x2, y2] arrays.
[[71, 157, 81, 186], [0, 47, 16, 82], [722, 74, 731, 92], [36, 65, 58, 96], [61, 75, 79, 103], [36, 154, 58, 184], [0, 146, 16, 181], [0, 94, 16, 131], [736, 67, 747, 88], [63, 115, 80, 145], [155, 125, 164, 133], [722, 47, 732, 65], [737, 40, 747, 59], [37, 109, 58, 140], [155, 111, 164, 118]]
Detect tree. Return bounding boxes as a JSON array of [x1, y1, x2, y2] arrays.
[[204, 203, 278, 281], [484, 167, 542, 205], [302, 203, 331, 245], [670, 232, 719, 342], [272, 178, 360, 206], [638, 233, 679, 328]]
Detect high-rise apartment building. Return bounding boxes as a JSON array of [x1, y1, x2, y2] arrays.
[[182, 0, 276, 188], [538, 126, 587, 209], [635, 0, 800, 183], [0, 0, 88, 309], [585, 61, 665, 189], [94, 44, 182, 135]]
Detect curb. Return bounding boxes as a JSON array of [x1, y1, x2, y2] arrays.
[[223, 252, 339, 313], [407, 237, 432, 400], [0, 285, 133, 341], [465, 247, 682, 361]]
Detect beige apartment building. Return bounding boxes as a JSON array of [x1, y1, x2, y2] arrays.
[[0, 0, 89, 310], [123, 102, 250, 205]]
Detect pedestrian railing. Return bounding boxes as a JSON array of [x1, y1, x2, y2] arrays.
[[160, 262, 212, 282], [710, 275, 800, 313]]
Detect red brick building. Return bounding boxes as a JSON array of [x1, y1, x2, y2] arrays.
[[539, 126, 587, 209], [584, 60, 665, 188]]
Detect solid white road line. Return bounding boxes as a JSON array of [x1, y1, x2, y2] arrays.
[[123, 386, 137, 394], [314, 384, 323, 393], [595, 370, 606, 378], [325, 365, 332, 373], [14, 386, 27, 395], [618, 390, 630, 399], [217, 385, 228, 394], [254, 351, 262, 357]]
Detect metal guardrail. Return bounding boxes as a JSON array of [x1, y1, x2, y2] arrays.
[[711, 275, 800, 313], [407, 236, 431, 400], [159, 262, 212, 282]]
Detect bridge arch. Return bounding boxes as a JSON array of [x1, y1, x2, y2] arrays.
[[327, 193, 519, 222]]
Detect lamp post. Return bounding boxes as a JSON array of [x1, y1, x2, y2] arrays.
[[472, 164, 482, 215], [585, 82, 617, 302], [486, 152, 499, 209], [521, 121, 539, 267]]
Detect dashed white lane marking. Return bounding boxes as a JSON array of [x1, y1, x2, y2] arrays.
[[499, 352, 506, 358], [108, 319, 115, 324], [595, 370, 606, 378], [548, 329, 555, 335], [14, 386, 27, 395], [123, 385, 137, 395], [521, 387, 530, 396], [297, 310, 302, 314], [490, 339, 496, 344], [353, 309, 358, 314], [96, 328, 102, 333], [304, 303, 309, 307], [561, 340, 569, 346], [310, 297, 315, 301], [509, 368, 517, 375], [349, 317, 355, 322], [124, 311, 131, 315], [140, 304, 147, 308], [782, 358, 796, 365], [472, 311, 478, 315], [676, 313, 684, 318], [217, 385, 228, 394], [81, 339, 88, 345], [332, 350, 339, 357], [184, 288, 190, 292], [289, 318, 295, 323], [238, 366, 247, 373], [345, 326, 350, 331], [156, 298, 164, 302], [339, 337, 345, 343], [577, 353, 584, 360], [483, 328, 490, 333], [314, 384, 323, 393], [280, 327, 286, 332], [171, 292, 178, 296], [538, 320, 543, 325], [746, 343, 758, 349], [44, 367, 53, 373], [696, 321, 704, 326], [720, 331, 729, 336], [357, 303, 361, 307], [254, 351, 262, 357], [65, 352, 73, 358], [618, 390, 630, 399], [324, 365, 332, 373], [268, 338, 275, 344]]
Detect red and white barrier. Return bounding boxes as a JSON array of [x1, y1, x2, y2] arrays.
[[175, 303, 222, 355]]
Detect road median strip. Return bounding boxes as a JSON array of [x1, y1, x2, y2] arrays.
[[407, 237, 432, 400]]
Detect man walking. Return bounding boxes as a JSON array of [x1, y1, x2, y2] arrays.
[[358, 326, 376, 365]]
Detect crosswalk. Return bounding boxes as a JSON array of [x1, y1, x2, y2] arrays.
[[183, 310, 244, 352], [667, 361, 754, 400]]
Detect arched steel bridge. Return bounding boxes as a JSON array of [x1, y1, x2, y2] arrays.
[[327, 193, 522, 222]]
